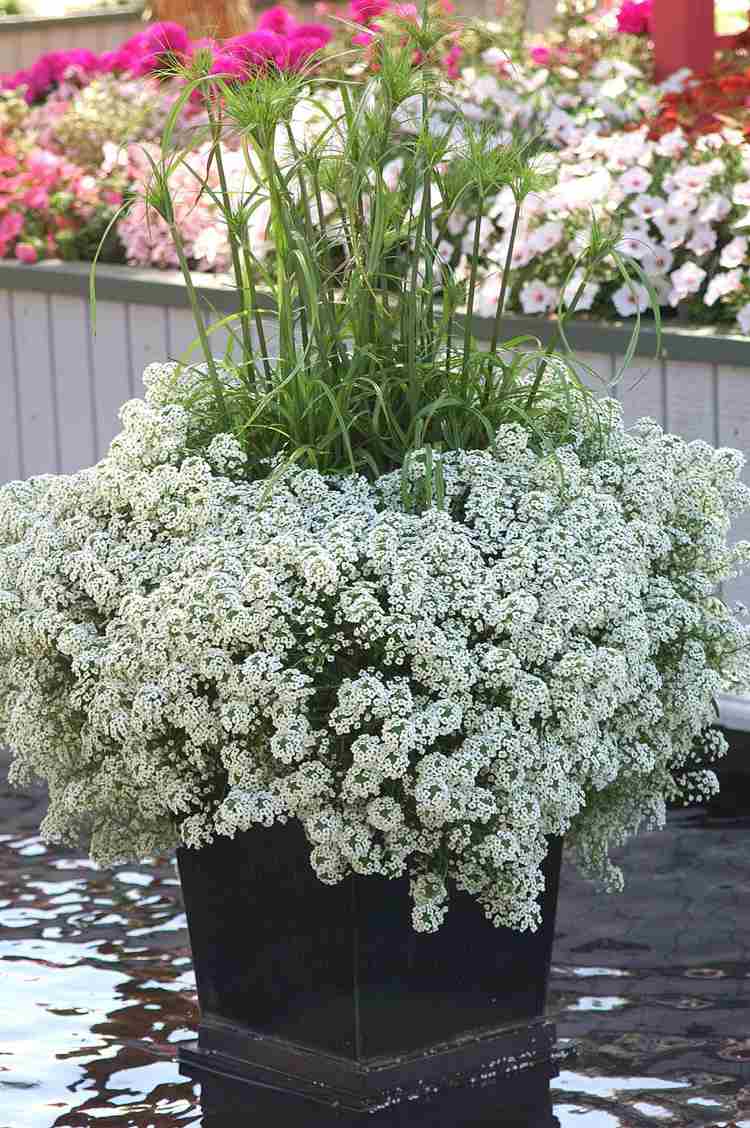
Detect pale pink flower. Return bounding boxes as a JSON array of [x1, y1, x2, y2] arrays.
[[673, 164, 715, 193], [686, 224, 718, 257], [698, 194, 731, 223], [617, 229, 651, 260], [733, 182, 750, 207], [668, 262, 706, 306], [655, 129, 688, 159], [653, 207, 690, 248], [529, 221, 564, 254], [668, 188, 699, 213], [720, 236, 748, 269], [507, 239, 535, 270], [619, 167, 652, 195], [704, 269, 743, 307], [642, 244, 674, 275], [461, 217, 494, 255], [696, 133, 725, 152], [630, 194, 664, 220], [475, 273, 503, 318], [612, 281, 649, 317], [519, 279, 558, 314], [737, 301, 750, 334], [563, 271, 599, 311]]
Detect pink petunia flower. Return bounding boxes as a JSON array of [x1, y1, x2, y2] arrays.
[[0, 213, 24, 241], [15, 242, 37, 263], [350, 0, 389, 23], [22, 187, 50, 211], [225, 31, 287, 70], [530, 45, 553, 66], [257, 6, 298, 35], [616, 0, 652, 36]]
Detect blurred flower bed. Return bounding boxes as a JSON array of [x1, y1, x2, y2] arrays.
[[3, 0, 750, 333]]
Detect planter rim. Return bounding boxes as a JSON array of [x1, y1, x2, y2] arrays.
[[2, 258, 749, 366], [0, 4, 142, 29], [718, 691, 750, 733]]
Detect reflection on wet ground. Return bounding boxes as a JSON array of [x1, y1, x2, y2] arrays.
[[2, 757, 750, 1127]]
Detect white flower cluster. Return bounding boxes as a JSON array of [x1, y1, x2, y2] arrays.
[[446, 116, 750, 330], [1, 362, 749, 932], [425, 58, 750, 331]]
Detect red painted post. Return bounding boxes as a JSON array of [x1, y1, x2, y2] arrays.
[[652, 0, 716, 80]]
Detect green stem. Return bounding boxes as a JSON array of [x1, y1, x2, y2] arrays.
[[205, 105, 255, 380], [241, 240, 272, 382], [461, 195, 485, 383], [489, 198, 522, 356], [524, 276, 587, 413], [169, 224, 229, 427]]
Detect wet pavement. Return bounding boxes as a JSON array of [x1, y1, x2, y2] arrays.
[[2, 748, 750, 1128]]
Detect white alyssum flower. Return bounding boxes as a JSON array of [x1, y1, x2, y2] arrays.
[[1, 365, 748, 933]]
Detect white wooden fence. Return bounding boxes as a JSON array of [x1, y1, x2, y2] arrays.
[[2, 259, 750, 611], [0, 7, 143, 72]]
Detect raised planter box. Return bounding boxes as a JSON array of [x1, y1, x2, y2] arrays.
[[0, 5, 143, 72], [1, 256, 749, 616]]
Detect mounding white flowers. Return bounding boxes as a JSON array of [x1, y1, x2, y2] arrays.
[[1, 359, 748, 934]]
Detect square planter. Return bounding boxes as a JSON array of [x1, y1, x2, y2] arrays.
[[177, 822, 563, 1113]]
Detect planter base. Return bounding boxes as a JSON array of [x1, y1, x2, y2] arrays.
[[181, 1057, 564, 1125], [178, 1016, 560, 1114]]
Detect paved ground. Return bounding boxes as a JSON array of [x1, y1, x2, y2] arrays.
[[1, 747, 750, 1127]]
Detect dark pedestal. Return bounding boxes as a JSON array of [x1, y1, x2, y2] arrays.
[[177, 823, 563, 1112], [184, 1061, 561, 1127]]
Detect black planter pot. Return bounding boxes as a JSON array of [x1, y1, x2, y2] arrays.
[[709, 727, 750, 819], [177, 823, 564, 1114]]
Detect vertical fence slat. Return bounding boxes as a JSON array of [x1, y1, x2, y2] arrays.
[[90, 299, 133, 457], [574, 351, 615, 398], [0, 30, 20, 72], [664, 360, 715, 441], [127, 303, 170, 388], [0, 291, 22, 483], [49, 294, 97, 474], [167, 307, 203, 364], [615, 356, 666, 429], [12, 291, 59, 477], [718, 365, 750, 609]]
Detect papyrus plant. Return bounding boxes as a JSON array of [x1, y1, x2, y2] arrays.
[[100, 9, 655, 480]]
